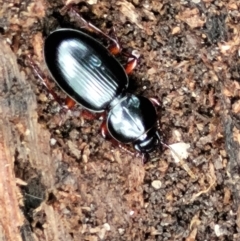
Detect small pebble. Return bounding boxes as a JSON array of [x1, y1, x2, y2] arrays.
[[151, 180, 162, 189], [50, 138, 57, 146], [118, 228, 125, 235]]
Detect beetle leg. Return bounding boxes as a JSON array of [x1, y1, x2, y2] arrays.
[[80, 110, 102, 121], [149, 97, 161, 107], [27, 55, 63, 106], [119, 145, 148, 165], [62, 5, 140, 73], [108, 27, 119, 43], [104, 26, 140, 73], [107, 26, 140, 73], [100, 119, 110, 139], [100, 23, 140, 73], [123, 51, 139, 75], [64, 96, 76, 109], [118, 144, 136, 156], [27, 55, 76, 109], [65, 6, 121, 55], [100, 119, 144, 158]]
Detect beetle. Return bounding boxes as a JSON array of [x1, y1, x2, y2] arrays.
[[29, 7, 163, 161]]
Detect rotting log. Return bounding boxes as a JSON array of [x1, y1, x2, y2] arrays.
[[0, 36, 67, 241], [0, 36, 27, 241]]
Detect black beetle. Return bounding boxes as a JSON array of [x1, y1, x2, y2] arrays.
[[29, 8, 162, 160], [44, 28, 161, 158]]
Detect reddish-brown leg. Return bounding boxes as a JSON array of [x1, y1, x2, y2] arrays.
[[100, 119, 112, 140], [64, 96, 76, 109], [62, 5, 139, 74], [123, 52, 139, 75], [109, 27, 139, 74], [63, 6, 121, 54], [27, 55, 65, 107], [28, 55, 76, 110]]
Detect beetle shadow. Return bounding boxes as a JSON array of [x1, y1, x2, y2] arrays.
[[42, 2, 98, 37], [127, 77, 142, 94]]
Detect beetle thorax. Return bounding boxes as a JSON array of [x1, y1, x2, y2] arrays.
[[107, 94, 157, 145]]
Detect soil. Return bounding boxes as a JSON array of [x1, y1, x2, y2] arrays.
[[0, 0, 240, 240]]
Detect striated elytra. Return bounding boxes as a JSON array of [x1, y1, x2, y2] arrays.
[[44, 28, 161, 156]]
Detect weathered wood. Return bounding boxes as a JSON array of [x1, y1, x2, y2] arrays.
[[0, 37, 61, 241], [0, 37, 26, 241]]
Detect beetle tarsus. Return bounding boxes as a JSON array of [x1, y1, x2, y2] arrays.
[[149, 97, 161, 107]]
